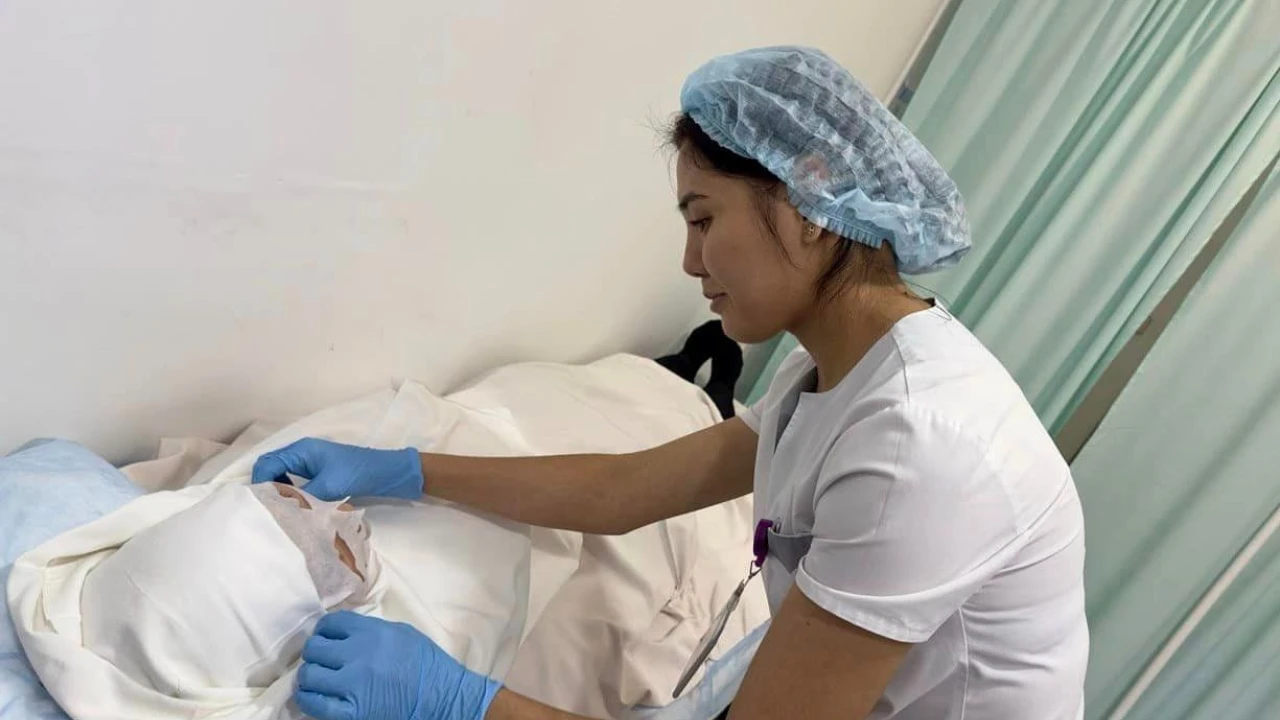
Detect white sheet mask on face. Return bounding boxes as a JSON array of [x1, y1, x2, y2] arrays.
[[247, 482, 373, 610]]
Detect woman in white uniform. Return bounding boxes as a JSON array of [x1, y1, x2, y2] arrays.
[[252, 47, 1089, 720]]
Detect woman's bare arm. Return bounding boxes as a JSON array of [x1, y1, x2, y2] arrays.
[[485, 689, 598, 720], [422, 417, 757, 535]]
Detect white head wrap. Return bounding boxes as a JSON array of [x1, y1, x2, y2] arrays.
[[79, 484, 375, 697]]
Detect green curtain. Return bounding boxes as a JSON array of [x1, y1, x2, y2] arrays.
[[744, 333, 797, 405], [1071, 163, 1280, 718], [1124, 515, 1280, 719], [901, 0, 1280, 432]]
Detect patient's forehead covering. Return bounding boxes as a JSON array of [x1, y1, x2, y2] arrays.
[[80, 484, 326, 693]]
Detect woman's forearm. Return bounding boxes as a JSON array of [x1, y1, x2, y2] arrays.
[[420, 451, 647, 535], [486, 688, 598, 720], [421, 418, 757, 536]]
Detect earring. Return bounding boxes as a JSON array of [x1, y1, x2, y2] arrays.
[[805, 222, 819, 236]]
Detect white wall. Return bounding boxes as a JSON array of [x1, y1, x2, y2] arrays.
[[0, 0, 946, 463]]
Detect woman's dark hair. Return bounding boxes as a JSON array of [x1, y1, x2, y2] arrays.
[[666, 113, 868, 301], [667, 114, 779, 186]]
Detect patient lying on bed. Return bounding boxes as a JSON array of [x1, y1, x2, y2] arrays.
[[77, 481, 381, 704]]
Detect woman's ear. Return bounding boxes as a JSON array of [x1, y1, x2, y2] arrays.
[[777, 202, 824, 249], [802, 220, 823, 244]]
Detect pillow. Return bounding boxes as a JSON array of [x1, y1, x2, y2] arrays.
[[1, 440, 143, 720]]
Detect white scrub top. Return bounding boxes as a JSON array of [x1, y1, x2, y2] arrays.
[[741, 304, 1088, 720]]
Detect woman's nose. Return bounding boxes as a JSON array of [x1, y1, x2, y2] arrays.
[[682, 234, 707, 278]]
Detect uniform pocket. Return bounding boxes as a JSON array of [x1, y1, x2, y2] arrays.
[[765, 528, 814, 575]]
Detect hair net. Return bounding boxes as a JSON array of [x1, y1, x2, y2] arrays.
[[680, 46, 970, 275]]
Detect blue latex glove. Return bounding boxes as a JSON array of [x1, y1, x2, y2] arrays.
[[251, 439, 424, 502], [295, 611, 501, 720]]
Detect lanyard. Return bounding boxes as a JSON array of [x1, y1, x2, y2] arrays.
[[671, 519, 774, 698]]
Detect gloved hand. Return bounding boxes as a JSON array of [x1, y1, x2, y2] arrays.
[[294, 611, 501, 720], [251, 438, 424, 502]]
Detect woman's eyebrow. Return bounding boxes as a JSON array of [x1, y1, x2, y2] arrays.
[[678, 192, 708, 211]]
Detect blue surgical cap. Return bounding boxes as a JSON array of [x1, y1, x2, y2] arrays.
[[680, 46, 970, 275]]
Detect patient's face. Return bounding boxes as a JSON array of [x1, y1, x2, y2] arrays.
[[269, 483, 363, 580], [270, 481, 354, 512], [247, 481, 374, 611]]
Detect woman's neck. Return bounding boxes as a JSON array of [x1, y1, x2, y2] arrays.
[[792, 285, 931, 393]]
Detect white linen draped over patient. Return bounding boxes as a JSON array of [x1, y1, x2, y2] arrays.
[[80, 485, 379, 702], [8, 355, 769, 720], [8, 382, 536, 720]]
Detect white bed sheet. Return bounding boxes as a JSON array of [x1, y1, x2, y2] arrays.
[[9, 382, 532, 720], [23, 354, 769, 718]]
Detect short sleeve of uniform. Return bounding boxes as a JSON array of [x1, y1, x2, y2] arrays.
[[796, 404, 1023, 643]]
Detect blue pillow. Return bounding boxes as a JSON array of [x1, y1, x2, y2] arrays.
[[1, 440, 143, 719]]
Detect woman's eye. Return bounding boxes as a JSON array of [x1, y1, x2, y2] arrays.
[[689, 218, 712, 232]]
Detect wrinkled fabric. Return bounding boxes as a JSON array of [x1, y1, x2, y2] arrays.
[[11, 485, 322, 719], [0, 440, 142, 720], [495, 358, 767, 718], [681, 46, 970, 274], [80, 486, 347, 699], [8, 355, 765, 719], [625, 621, 769, 720]]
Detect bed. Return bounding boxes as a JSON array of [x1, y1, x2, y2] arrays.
[[2, 354, 770, 720]]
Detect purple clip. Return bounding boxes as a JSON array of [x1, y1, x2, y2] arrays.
[[752, 519, 774, 568]]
